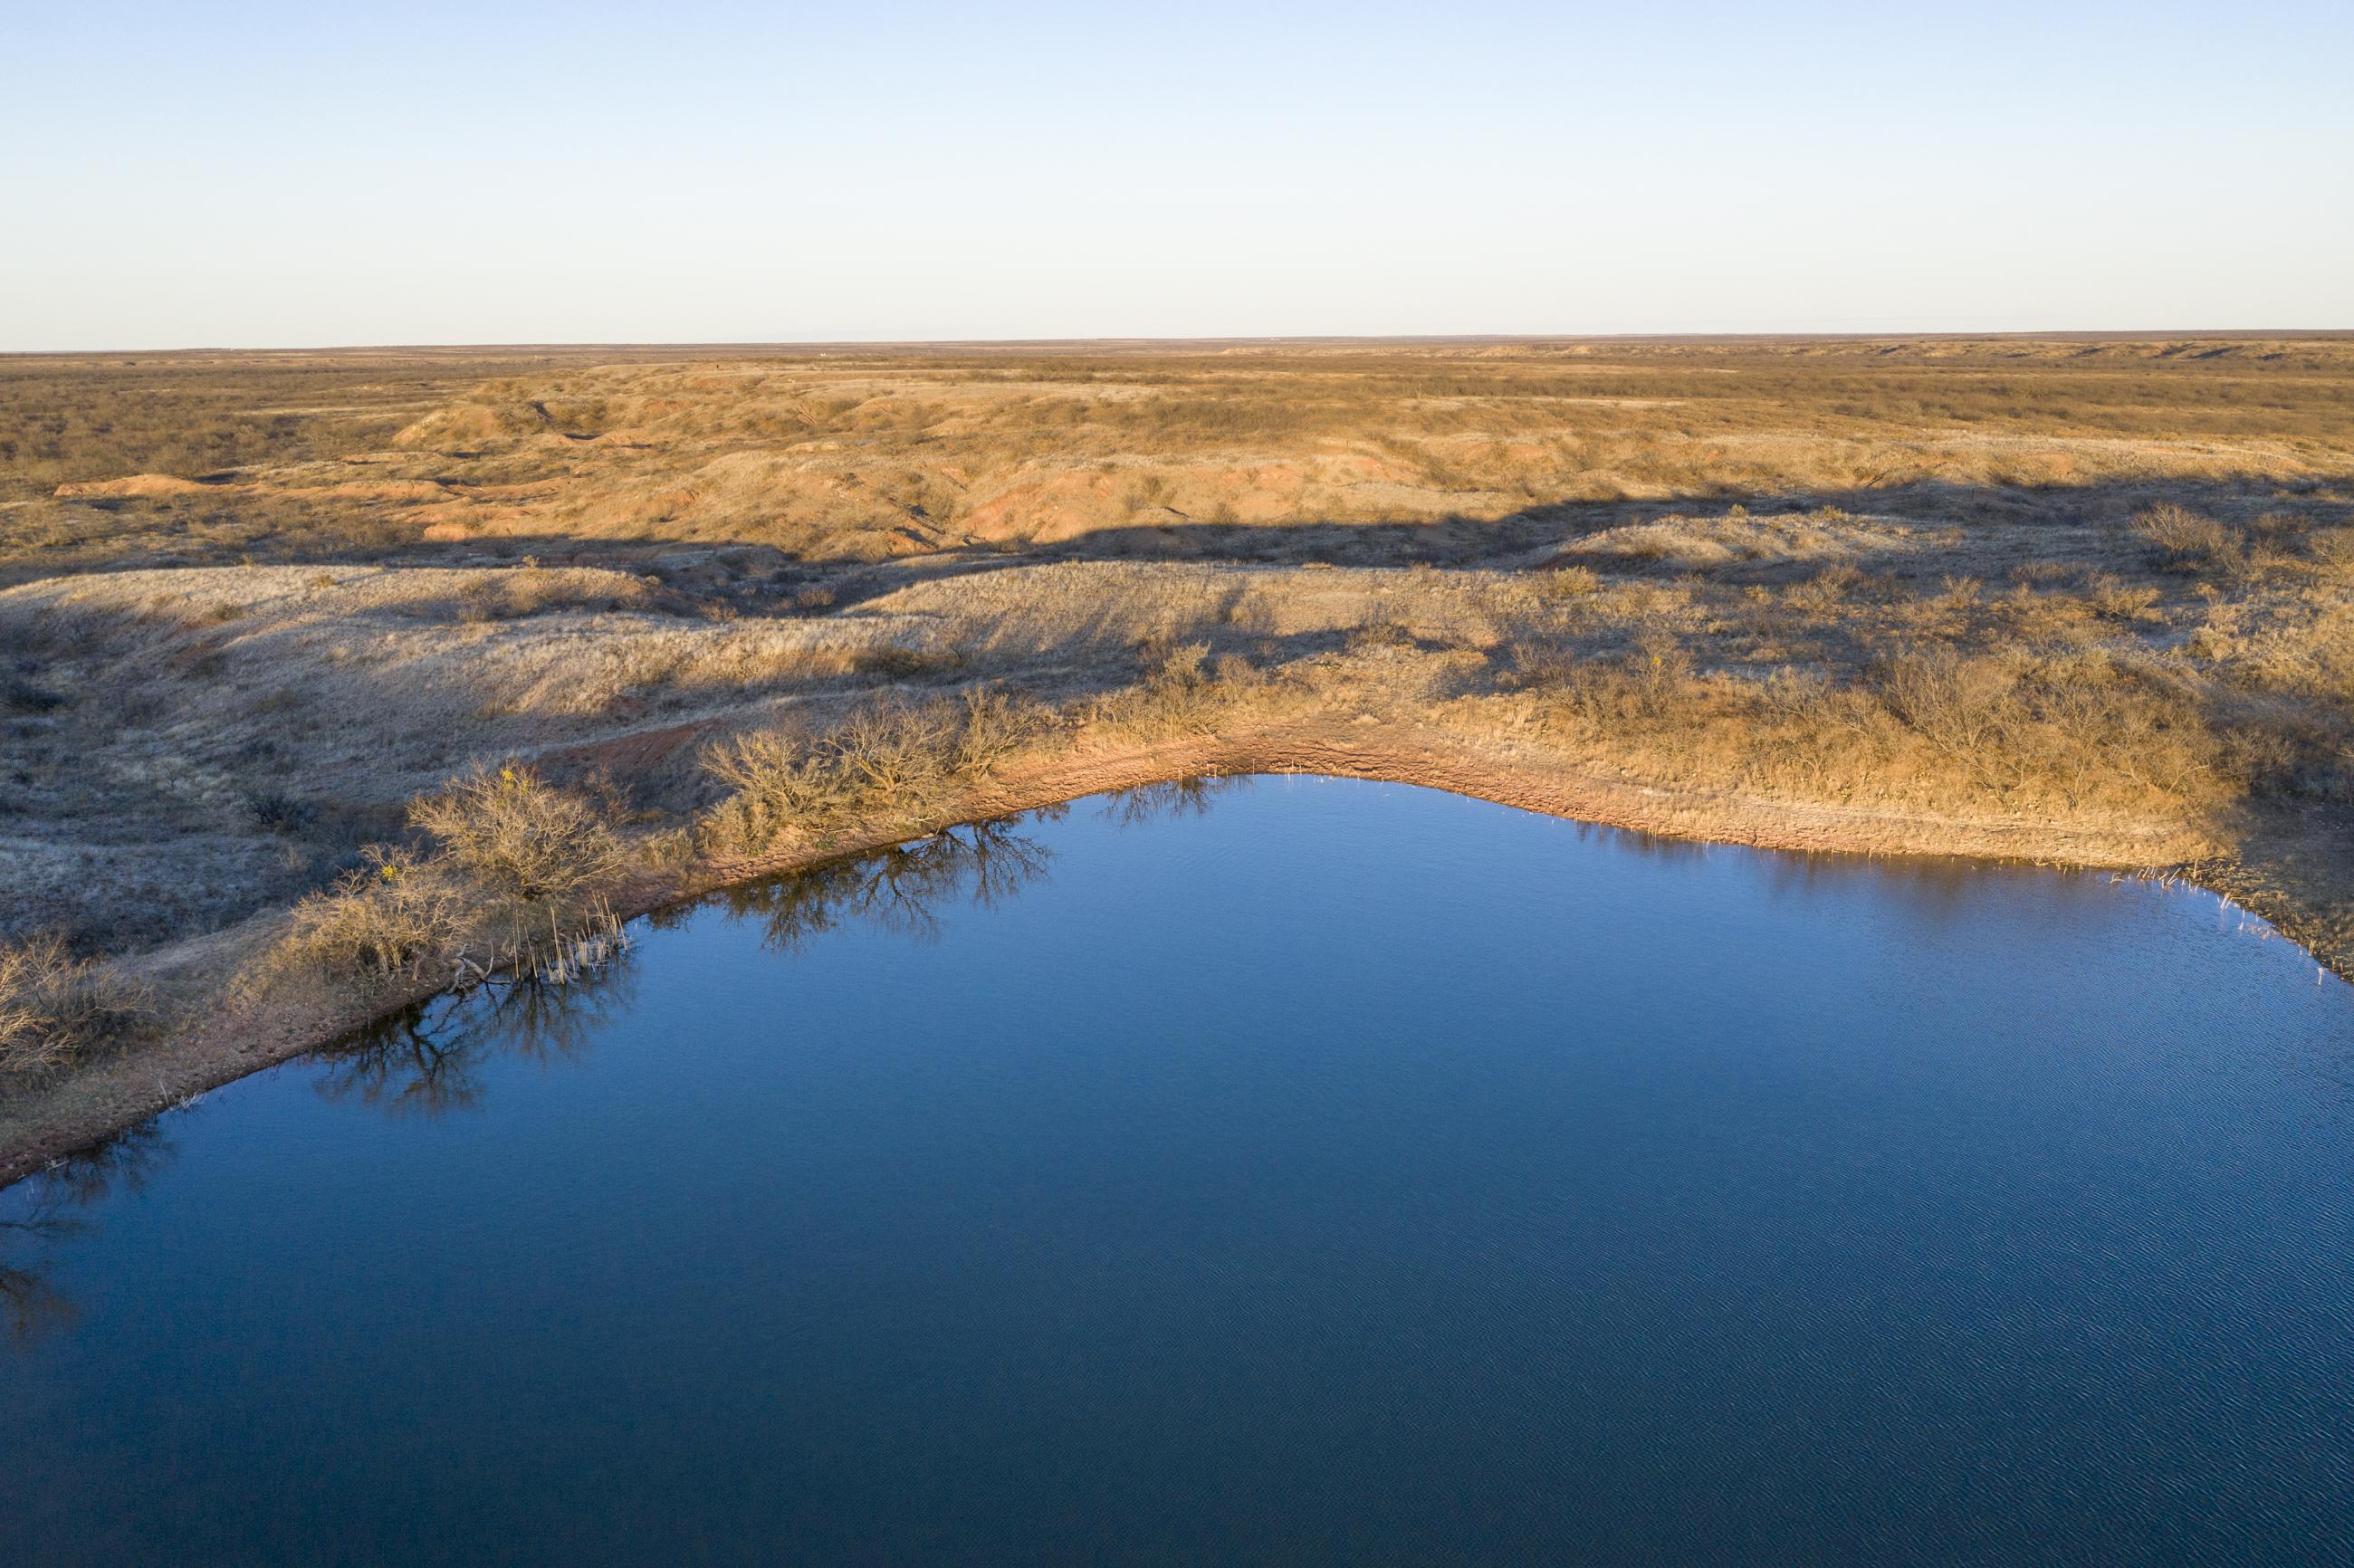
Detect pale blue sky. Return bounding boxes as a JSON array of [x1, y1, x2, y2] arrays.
[[5, 1, 2348, 349]]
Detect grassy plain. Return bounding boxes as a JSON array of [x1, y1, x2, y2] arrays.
[[5, 335, 2354, 1171]]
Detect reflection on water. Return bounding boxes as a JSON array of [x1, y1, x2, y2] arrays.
[[8, 775, 2353, 1568], [0, 775, 2269, 1353], [719, 815, 1058, 952], [0, 783, 1203, 1335], [311, 961, 644, 1119], [1096, 773, 1239, 827], [0, 1121, 174, 1345], [713, 777, 1240, 957]]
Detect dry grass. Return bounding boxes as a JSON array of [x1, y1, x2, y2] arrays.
[[9, 338, 2352, 582]]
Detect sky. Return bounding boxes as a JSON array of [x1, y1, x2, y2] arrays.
[[5, 1, 2349, 349]]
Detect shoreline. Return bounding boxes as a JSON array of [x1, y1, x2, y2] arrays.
[[0, 717, 2301, 1190]]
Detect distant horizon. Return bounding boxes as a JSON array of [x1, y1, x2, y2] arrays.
[[10, 326, 2354, 360]]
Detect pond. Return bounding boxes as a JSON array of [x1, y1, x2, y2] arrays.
[[5, 777, 2353, 1565]]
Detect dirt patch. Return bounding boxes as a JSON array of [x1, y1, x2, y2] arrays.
[[53, 473, 222, 500]]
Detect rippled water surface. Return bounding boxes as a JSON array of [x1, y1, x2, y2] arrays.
[[5, 778, 2354, 1565]]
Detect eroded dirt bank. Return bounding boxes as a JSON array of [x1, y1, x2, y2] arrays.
[[0, 716, 2268, 1189]]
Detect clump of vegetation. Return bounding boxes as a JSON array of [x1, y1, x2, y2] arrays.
[[856, 644, 968, 681], [0, 935, 150, 1074], [1517, 628, 1694, 725], [243, 789, 318, 835], [2083, 572, 2162, 623], [1538, 565, 1601, 599], [408, 765, 628, 903], [252, 767, 634, 999], [702, 685, 1047, 855], [2136, 503, 2243, 575], [266, 847, 471, 990], [1084, 641, 1248, 739], [1346, 619, 1417, 654], [1510, 625, 2231, 820], [2, 678, 67, 715]]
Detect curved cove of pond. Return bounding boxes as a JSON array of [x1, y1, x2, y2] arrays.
[[5, 776, 2353, 1566]]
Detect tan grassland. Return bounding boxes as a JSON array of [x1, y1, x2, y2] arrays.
[[5, 335, 2354, 1181]]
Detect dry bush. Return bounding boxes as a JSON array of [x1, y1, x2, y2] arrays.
[[1870, 647, 2222, 808], [1997, 584, 2101, 644], [0, 935, 152, 1074], [1522, 628, 1704, 728], [407, 765, 629, 902], [2084, 573, 2163, 623], [1345, 619, 1416, 654], [1785, 563, 1861, 614], [1539, 565, 1602, 598], [1086, 641, 1238, 738], [856, 645, 968, 682], [262, 847, 471, 991], [702, 686, 1047, 855], [2136, 503, 2243, 575], [703, 731, 864, 851], [1509, 622, 2230, 819], [953, 684, 1049, 774]]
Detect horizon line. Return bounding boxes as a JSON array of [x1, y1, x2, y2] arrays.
[[8, 328, 2354, 360]]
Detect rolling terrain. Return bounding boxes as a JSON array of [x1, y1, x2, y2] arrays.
[[6, 336, 2354, 1174]]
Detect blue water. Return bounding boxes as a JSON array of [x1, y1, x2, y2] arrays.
[[5, 777, 2353, 1565]]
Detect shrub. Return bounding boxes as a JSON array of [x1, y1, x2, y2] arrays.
[[263, 847, 469, 990], [953, 684, 1048, 775], [1346, 618, 1415, 653], [702, 687, 1045, 855], [0, 935, 150, 1074], [1876, 648, 2019, 767], [408, 765, 627, 902], [1521, 629, 1705, 727], [1786, 562, 1861, 613], [243, 789, 318, 835], [2084, 573, 2163, 623], [1086, 641, 1230, 738], [1539, 565, 1601, 598], [3, 679, 67, 714], [1873, 646, 2220, 808], [2308, 528, 2354, 575], [858, 644, 966, 682], [2135, 503, 2241, 575]]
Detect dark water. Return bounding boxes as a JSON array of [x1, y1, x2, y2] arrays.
[[5, 778, 2354, 1566]]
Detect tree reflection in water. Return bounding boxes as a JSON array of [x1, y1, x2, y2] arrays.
[[308, 958, 642, 1120], [1096, 773, 1239, 828], [0, 1119, 176, 1345], [721, 815, 1060, 953], [1, 778, 1246, 1347], [720, 779, 1242, 953]]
